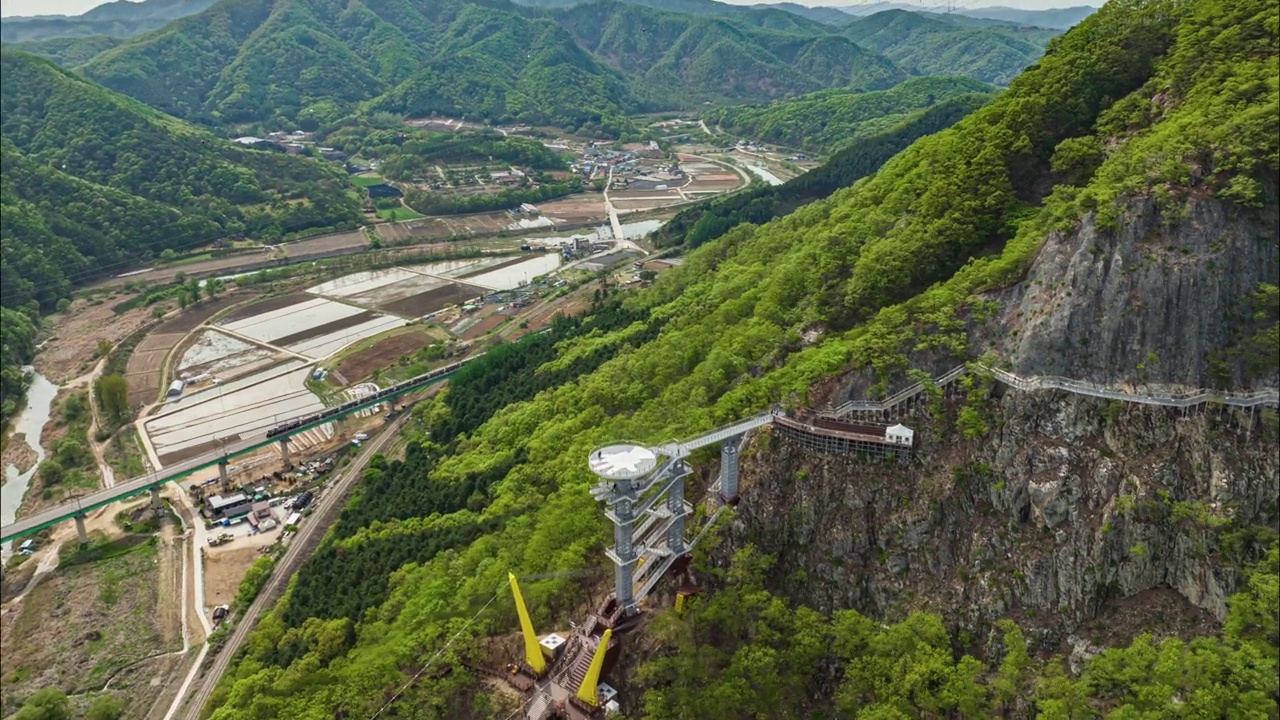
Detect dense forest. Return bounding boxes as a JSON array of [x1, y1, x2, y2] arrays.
[[549, 0, 906, 108], [0, 50, 362, 314], [204, 1, 1279, 717], [704, 74, 997, 152], [633, 542, 1279, 718], [843, 9, 1059, 86], [655, 93, 994, 250], [0, 308, 38, 427]]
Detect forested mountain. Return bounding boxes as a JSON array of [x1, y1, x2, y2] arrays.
[[73, 0, 908, 131], [955, 4, 1098, 30], [844, 8, 1058, 85], [4, 35, 125, 66], [0, 0, 216, 41], [551, 1, 905, 106], [204, 1, 1278, 718], [704, 74, 995, 151], [0, 50, 361, 313], [513, 0, 842, 30]]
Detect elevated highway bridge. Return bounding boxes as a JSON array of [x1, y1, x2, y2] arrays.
[[0, 356, 479, 544]]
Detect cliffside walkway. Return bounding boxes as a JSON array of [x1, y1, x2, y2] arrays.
[[826, 364, 1279, 419]]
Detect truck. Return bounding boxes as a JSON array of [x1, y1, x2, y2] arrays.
[[208, 532, 234, 547]]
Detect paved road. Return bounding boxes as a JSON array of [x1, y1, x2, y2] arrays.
[[179, 411, 414, 720]]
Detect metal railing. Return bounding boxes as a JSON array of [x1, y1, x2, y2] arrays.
[[826, 364, 1278, 418]]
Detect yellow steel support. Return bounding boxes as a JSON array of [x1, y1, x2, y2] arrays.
[[576, 628, 613, 706], [508, 572, 546, 674], [675, 592, 686, 614]]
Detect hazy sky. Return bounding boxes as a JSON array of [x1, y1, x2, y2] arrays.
[[1, 0, 1100, 19]]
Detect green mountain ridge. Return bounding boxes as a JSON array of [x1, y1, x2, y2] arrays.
[[0, 0, 218, 42], [705, 74, 997, 152], [0, 49, 362, 313], [72, 0, 912, 129], [553, 1, 906, 107], [844, 8, 1058, 85]]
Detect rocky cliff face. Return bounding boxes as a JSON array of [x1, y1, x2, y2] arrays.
[[719, 389, 1278, 651], [985, 194, 1279, 391]]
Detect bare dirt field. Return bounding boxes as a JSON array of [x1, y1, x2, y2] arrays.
[[461, 313, 508, 341], [126, 334, 184, 408], [0, 534, 181, 719], [378, 282, 489, 318], [35, 299, 155, 384], [160, 294, 252, 333], [333, 328, 433, 382], [203, 543, 273, 608], [537, 196, 607, 221]]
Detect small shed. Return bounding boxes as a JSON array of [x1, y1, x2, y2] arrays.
[[167, 380, 185, 398], [885, 423, 915, 446]]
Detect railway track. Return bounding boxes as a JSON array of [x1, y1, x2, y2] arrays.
[[179, 410, 415, 720]]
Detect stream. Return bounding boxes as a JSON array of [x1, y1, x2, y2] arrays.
[[2, 368, 58, 562]]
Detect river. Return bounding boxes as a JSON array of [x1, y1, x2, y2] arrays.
[[2, 369, 58, 561]]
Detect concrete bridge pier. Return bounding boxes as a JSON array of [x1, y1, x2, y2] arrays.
[[720, 439, 740, 505], [334, 417, 346, 437], [75, 514, 89, 546], [279, 438, 292, 469], [150, 486, 163, 516], [218, 459, 230, 488]]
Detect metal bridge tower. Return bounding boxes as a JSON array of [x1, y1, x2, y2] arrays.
[[590, 443, 692, 615]]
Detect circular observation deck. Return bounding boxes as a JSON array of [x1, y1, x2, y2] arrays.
[[588, 444, 658, 481]]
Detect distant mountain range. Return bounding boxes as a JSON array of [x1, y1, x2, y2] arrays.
[[0, 0, 217, 41], [4, 0, 1076, 131]]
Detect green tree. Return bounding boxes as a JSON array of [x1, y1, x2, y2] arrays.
[[38, 459, 64, 486], [13, 689, 70, 720], [95, 375, 130, 426], [86, 695, 125, 720]]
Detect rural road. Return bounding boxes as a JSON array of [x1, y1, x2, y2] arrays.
[[178, 409, 415, 720]]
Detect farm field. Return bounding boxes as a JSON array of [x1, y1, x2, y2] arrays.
[[331, 327, 435, 383], [218, 296, 366, 346], [308, 269, 422, 298], [463, 254, 563, 291], [378, 282, 489, 318], [143, 362, 321, 465], [284, 315, 406, 358], [122, 295, 255, 408]]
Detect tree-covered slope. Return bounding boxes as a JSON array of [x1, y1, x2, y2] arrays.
[[4, 35, 126, 67], [845, 8, 1059, 86], [553, 1, 906, 107], [74, 0, 909, 130], [205, 0, 1278, 717], [0, 50, 361, 312], [705, 74, 996, 151]]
